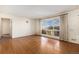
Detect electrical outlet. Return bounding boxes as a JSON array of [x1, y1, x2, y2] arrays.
[[72, 39, 76, 41]]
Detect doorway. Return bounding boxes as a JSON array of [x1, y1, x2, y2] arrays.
[[1, 18, 12, 39]]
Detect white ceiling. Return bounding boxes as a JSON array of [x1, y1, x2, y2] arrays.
[[0, 5, 79, 19]]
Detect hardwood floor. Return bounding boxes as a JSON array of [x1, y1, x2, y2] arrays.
[[0, 35, 79, 54]]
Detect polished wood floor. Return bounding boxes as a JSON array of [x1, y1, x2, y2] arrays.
[[0, 35, 79, 54]]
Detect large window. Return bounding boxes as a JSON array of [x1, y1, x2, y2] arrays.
[[40, 17, 60, 39]]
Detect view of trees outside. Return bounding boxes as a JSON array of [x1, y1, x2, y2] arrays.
[[41, 17, 60, 37]]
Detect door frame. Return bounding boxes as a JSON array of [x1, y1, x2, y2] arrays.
[[0, 18, 12, 38]]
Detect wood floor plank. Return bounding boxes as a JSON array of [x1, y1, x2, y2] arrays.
[[0, 35, 79, 54]]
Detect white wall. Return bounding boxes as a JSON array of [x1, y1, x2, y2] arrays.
[[12, 17, 36, 38], [68, 9, 79, 44], [30, 19, 37, 35], [36, 19, 41, 35], [0, 13, 36, 38]]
